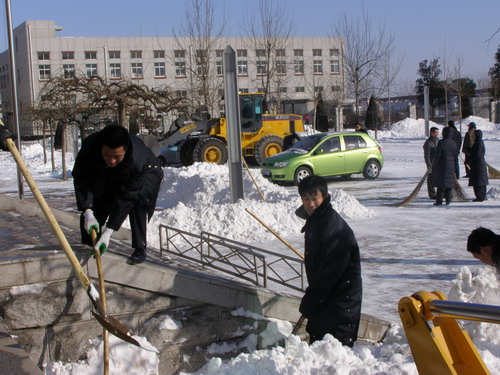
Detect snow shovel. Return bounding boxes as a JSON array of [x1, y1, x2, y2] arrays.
[[0, 131, 150, 351], [91, 229, 109, 375], [244, 208, 306, 335]]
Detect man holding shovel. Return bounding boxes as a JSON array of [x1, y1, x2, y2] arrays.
[[295, 175, 362, 347], [73, 125, 163, 264]]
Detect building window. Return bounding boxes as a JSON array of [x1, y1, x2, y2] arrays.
[[294, 49, 303, 57], [237, 50, 247, 57], [276, 60, 286, 75], [276, 49, 285, 57], [196, 50, 207, 60], [86, 63, 97, 77], [237, 60, 248, 75], [196, 62, 207, 76], [154, 62, 165, 77], [176, 90, 188, 98], [332, 85, 341, 92], [218, 89, 224, 97], [216, 61, 223, 75], [314, 86, 324, 92], [38, 64, 50, 80], [38, 52, 50, 60], [109, 51, 120, 59], [131, 62, 143, 78], [63, 64, 75, 77], [62, 51, 74, 60], [216, 50, 224, 58], [85, 51, 97, 59], [313, 49, 322, 57], [174, 50, 185, 58], [330, 49, 340, 58], [256, 61, 267, 75], [131, 51, 142, 59], [239, 88, 249, 93], [175, 61, 186, 77], [154, 50, 165, 59], [279, 86, 287, 93], [330, 59, 340, 74], [294, 59, 304, 74], [256, 49, 266, 58], [257, 87, 265, 93], [313, 60, 323, 74], [110, 63, 121, 78], [295, 86, 305, 93]]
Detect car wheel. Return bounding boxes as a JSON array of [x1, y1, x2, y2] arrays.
[[363, 160, 381, 180], [294, 166, 312, 185]]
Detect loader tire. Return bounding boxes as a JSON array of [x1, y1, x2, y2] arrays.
[[254, 135, 283, 165], [176, 139, 198, 166], [194, 138, 228, 164]]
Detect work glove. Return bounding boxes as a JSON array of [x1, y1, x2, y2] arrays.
[[83, 209, 100, 235], [0, 125, 17, 152], [92, 227, 114, 257]]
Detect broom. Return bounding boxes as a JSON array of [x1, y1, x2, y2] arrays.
[[453, 178, 469, 202], [387, 168, 430, 207], [487, 163, 500, 179]]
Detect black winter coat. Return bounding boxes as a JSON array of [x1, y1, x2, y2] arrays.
[[468, 130, 488, 187], [72, 132, 163, 231], [423, 136, 438, 167], [432, 132, 458, 189], [448, 125, 462, 156], [296, 195, 362, 346]]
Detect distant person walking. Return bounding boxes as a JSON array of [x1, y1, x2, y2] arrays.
[[354, 123, 368, 133], [447, 120, 462, 179], [468, 129, 488, 202], [423, 127, 440, 199], [462, 122, 476, 177], [304, 114, 310, 125], [432, 127, 458, 205]]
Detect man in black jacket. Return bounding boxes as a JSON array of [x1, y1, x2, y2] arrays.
[[72, 125, 163, 264], [432, 127, 458, 205], [296, 176, 362, 347], [423, 127, 439, 199]]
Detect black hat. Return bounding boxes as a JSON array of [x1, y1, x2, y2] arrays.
[[468, 122, 476, 128]]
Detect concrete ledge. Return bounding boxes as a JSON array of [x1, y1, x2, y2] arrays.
[[0, 194, 131, 241], [0, 322, 43, 374]]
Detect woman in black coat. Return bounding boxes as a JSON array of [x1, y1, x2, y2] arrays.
[[468, 129, 488, 201], [432, 127, 458, 205]]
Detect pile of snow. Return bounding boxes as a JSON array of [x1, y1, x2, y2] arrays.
[[487, 186, 500, 201], [377, 118, 443, 139], [146, 162, 372, 249]]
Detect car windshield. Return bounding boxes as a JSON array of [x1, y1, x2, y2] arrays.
[[289, 135, 325, 153]]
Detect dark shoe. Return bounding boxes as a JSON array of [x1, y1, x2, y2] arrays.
[[472, 198, 483, 202], [433, 203, 442, 206], [127, 248, 146, 265]]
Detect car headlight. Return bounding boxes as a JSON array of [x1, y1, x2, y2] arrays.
[[273, 161, 289, 168]]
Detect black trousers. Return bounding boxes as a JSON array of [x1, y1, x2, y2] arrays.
[[473, 186, 487, 201], [436, 187, 452, 205], [80, 197, 148, 251], [427, 172, 436, 199]]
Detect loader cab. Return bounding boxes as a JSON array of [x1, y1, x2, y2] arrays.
[[240, 93, 265, 133]]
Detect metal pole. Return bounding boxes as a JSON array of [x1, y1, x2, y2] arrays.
[[4, 0, 24, 199], [430, 299, 500, 324], [424, 86, 430, 138], [223, 46, 244, 203]]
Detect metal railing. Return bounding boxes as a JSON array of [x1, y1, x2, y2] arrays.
[[159, 224, 305, 293]]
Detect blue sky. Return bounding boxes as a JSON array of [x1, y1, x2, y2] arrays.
[[1, 0, 499, 89]]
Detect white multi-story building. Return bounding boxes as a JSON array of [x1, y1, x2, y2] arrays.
[[0, 20, 345, 136]]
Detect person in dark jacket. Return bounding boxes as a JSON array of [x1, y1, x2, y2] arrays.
[[354, 123, 368, 133], [432, 127, 458, 205], [295, 175, 362, 347], [72, 125, 163, 264], [468, 129, 488, 202], [423, 127, 440, 199], [447, 120, 462, 179], [467, 227, 500, 270], [283, 132, 301, 151], [462, 122, 476, 177]]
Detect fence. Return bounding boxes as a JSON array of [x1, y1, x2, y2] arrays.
[[159, 224, 306, 293]]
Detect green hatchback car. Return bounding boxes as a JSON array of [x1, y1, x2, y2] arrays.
[[261, 132, 384, 185]]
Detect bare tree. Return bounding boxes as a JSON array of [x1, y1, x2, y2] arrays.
[[242, 0, 295, 113], [172, 0, 227, 117], [378, 49, 404, 126], [333, 12, 395, 120], [449, 57, 477, 132]]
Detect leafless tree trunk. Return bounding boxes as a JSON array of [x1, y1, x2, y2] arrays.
[[379, 50, 404, 127], [172, 0, 227, 117], [242, 0, 295, 113], [333, 12, 395, 120]]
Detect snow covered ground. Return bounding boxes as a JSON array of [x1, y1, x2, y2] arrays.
[[1, 115, 500, 374]]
